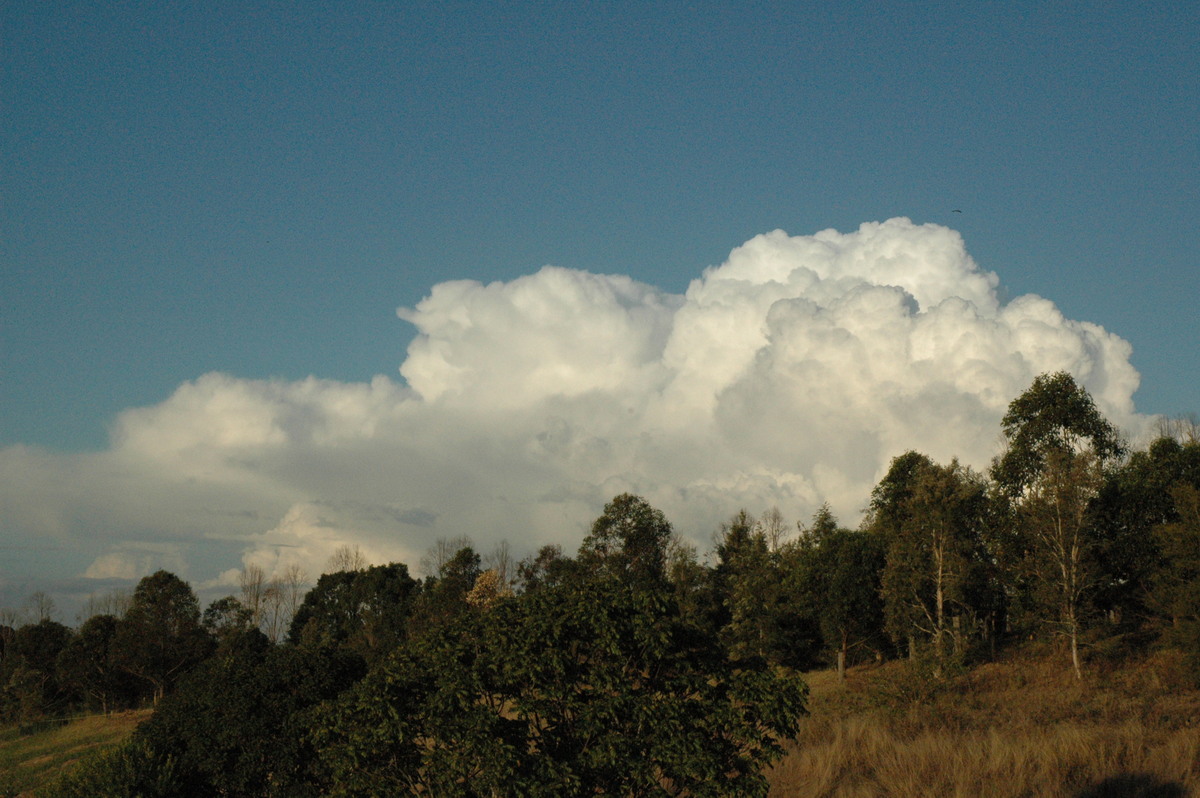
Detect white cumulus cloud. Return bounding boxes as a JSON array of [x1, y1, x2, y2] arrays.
[[0, 219, 1153, 601]]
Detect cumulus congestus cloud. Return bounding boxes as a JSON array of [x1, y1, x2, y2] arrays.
[[0, 218, 1149, 592]]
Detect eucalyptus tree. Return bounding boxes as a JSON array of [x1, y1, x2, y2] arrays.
[[867, 451, 936, 547], [866, 451, 934, 659], [991, 371, 1123, 500], [990, 372, 1124, 679], [878, 459, 991, 669]]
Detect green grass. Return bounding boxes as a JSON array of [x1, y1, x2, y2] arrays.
[[0, 710, 149, 798]]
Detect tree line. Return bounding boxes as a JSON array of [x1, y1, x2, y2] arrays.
[[3, 372, 1199, 796]]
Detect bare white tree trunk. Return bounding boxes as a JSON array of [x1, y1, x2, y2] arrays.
[[240, 564, 266, 629], [1028, 450, 1098, 682], [262, 582, 284, 643], [757, 506, 788, 553], [282, 563, 309, 631], [483, 541, 514, 588]]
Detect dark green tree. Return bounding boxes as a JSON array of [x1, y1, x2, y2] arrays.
[[129, 630, 365, 797], [713, 510, 774, 661], [867, 451, 936, 547], [407, 547, 481, 638], [578, 493, 673, 587], [517, 544, 580, 594], [202, 595, 255, 649], [1089, 437, 1200, 628], [112, 571, 212, 704], [791, 508, 886, 679], [56, 614, 135, 713], [1150, 484, 1200, 681], [664, 534, 718, 636], [289, 562, 419, 663], [711, 510, 816, 667], [799, 504, 840, 545], [50, 629, 365, 798], [312, 575, 806, 797], [867, 452, 936, 659], [1, 619, 72, 721]]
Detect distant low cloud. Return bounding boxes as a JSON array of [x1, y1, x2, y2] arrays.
[[0, 219, 1153, 599]]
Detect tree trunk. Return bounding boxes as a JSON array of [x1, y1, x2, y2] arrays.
[[1069, 612, 1083, 681], [934, 539, 945, 663]]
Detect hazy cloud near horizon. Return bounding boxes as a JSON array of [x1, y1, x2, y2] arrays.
[[0, 219, 1153, 601]]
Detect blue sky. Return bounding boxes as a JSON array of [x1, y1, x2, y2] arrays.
[[5, 1, 1196, 452], [1, 1, 1197, 615]]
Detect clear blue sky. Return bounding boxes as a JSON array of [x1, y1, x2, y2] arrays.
[[4, 0, 1197, 452]]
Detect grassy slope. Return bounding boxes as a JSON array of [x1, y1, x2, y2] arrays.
[[5, 652, 1197, 797], [0, 710, 150, 798], [769, 648, 1200, 797]]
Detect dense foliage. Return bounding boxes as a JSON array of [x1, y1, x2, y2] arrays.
[[313, 577, 805, 796]]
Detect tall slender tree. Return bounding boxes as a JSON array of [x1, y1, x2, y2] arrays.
[[714, 511, 777, 661], [991, 372, 1124, 680], [879, 460, 990, 669]]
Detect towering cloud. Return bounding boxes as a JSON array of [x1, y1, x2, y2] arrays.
[[0, 219, 1151, 599]]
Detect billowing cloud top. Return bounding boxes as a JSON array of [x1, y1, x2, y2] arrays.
[[0, 219, 1149, 603]]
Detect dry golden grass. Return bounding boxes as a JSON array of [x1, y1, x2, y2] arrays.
[[769, 648, 1200, 797]]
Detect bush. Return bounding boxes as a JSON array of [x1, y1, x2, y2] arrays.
[[42, 738, 179, 798], [313, 576, 808, 796]]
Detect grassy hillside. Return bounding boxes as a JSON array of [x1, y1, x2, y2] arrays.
[[6, 649, 1198, 796], [0, 710, 149, 798], [769, 647, 1200, 797]]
